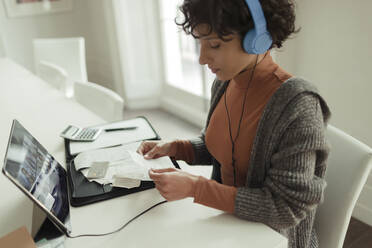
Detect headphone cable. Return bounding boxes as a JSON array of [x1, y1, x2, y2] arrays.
[[224, 55, 259, 186], [66, 157, 167, 238], [67, 200, 167, 238]]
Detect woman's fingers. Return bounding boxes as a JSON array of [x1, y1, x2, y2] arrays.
[[144, 146, 160, 159], [137, 141, 163, 158], [148, 168, 178, 181], [136, 141, 155, 155], [144, 144, 169, 159], [137, 141, 174, 159], [151, 168, 177, 173], [148, 169, 164, 181], [150, 169, 197, 201]]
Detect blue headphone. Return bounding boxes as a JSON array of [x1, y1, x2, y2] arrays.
[[242, 0, 272, 54]]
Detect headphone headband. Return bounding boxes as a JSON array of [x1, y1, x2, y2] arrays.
[[244, 0, 268, 35]]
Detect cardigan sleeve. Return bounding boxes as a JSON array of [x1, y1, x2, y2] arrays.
[[188, 129, 213, 165], [234, 94, 329, 230]]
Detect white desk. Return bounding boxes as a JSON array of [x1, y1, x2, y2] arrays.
[[0, 58, 288, 248]]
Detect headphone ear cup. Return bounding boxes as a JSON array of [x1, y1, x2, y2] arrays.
[[242, 29, 257, 54], [255, 32, 272, 53], [243, 30, 272, 54]]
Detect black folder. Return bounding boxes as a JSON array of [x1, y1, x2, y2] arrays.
[[64, 116, 179, 207]]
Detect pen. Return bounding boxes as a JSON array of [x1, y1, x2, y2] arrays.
[[104, 127, 138, 132]]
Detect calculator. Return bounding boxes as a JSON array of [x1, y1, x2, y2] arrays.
[[60, 125, 102, 142]]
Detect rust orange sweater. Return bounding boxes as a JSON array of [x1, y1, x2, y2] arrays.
[[173, 52, 292, 212]]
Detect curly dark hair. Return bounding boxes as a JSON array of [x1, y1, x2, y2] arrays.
[[176, 0, 299, 49]]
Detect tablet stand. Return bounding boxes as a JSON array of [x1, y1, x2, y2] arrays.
[[32, 204, 63, 242], [33, 218, 64, 242]]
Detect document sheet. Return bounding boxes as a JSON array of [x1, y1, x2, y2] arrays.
[[74, 141, 175, 188]]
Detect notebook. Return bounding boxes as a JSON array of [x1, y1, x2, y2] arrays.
[[64, 116, 180, 207]]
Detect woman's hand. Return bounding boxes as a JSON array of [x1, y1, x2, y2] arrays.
[[149, 168, 199, 201], [136, 140, 176, 159]]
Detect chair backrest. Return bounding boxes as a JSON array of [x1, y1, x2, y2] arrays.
[[36, 60, 73, 97], [33, 37, 88, 82], [73, 81, 124, 122], [315, 125, 372, 248]]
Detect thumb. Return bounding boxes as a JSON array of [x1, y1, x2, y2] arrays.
[[151, 168, 177, 173], [144, 146, 158, 159]]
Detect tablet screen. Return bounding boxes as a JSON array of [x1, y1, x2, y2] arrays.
[[2, 120, 71, 234]]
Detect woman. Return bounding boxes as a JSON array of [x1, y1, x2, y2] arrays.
[[137, 0, 331, 247]]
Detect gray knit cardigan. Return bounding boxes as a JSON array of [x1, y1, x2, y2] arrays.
[[189, 77, 331, 248]]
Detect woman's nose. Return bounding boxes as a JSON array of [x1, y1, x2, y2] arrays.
[[198, 45, 209, 65]]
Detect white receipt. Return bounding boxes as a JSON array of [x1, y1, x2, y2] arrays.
[[77, 142, 175, 188], [125, 151, 174, 180], [112, 176, 141, 189], [74, 145, 131, 171], [86, 161, 109, 179]]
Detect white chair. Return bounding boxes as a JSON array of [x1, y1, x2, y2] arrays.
[[314, 125, 372, 248], [73, 81, 124, 122], [36, 60, 73, 98], [33, 37, 88, 82]]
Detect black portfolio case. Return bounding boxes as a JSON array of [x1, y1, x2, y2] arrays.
[[64, 116, 179, 207]]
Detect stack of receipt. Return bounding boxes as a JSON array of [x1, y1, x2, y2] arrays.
[[73, 141, 174, 189]]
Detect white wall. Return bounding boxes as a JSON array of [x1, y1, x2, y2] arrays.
[[0, 0, 121, 94], [276, 0, 372, 225], [0, 34, 5, 57]]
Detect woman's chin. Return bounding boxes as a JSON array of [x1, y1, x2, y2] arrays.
[[216, 74, 230, 81]]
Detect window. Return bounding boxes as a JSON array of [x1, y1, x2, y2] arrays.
[[159, 0, 215, 107]]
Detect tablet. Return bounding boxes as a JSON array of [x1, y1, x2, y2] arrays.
[[2, 120, 71, 236]]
